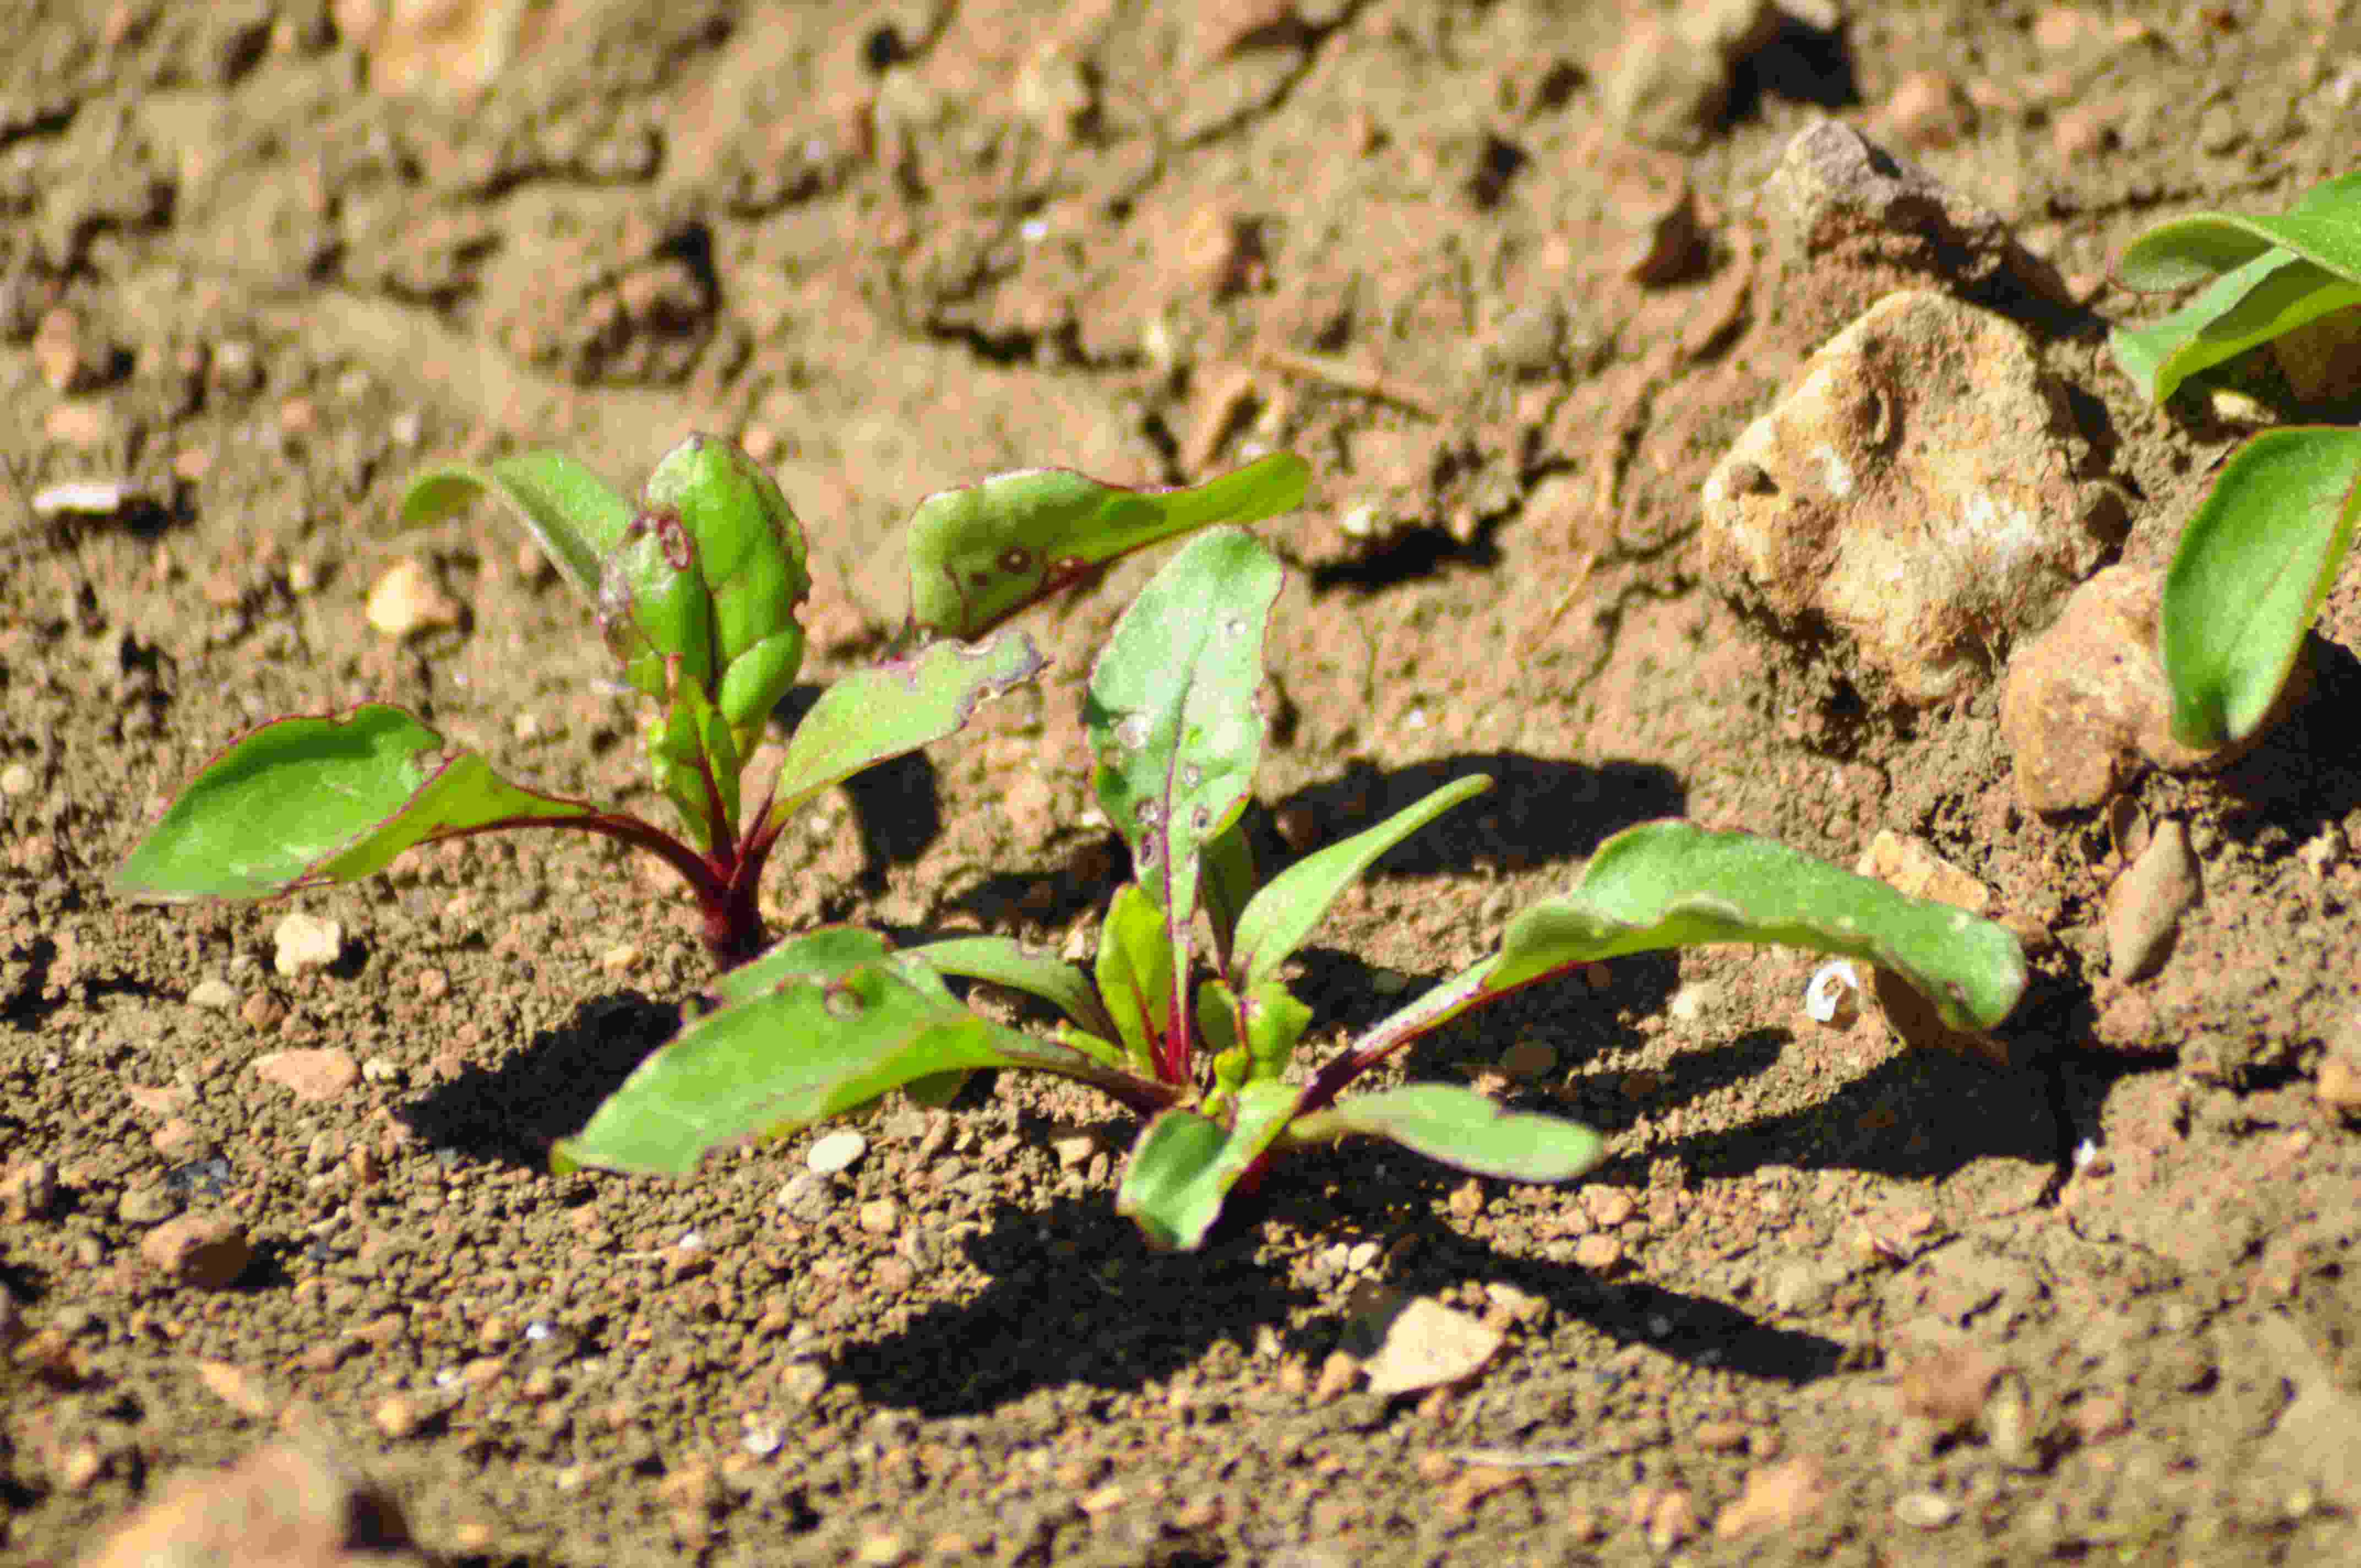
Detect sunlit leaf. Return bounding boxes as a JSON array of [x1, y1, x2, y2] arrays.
[[906, 452, 1309, 639], [1333, 820, 2028, 1080], [1230, 775, 1491, 989], [1115, 1081, 1301, 1251], [908, 933, 1118, 1042], [2161, 426, 2361, 748], [760, 629, 1046, 830], [1289, 1085, 1606, 1183], [399, 451, 634, 605], [1085, 528, 1283, 1067], [113, 705, 594, 902], [557, 927, 1171, 1178]]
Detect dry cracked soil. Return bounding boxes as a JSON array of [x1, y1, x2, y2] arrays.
[[7, 2, 2361, 1565]]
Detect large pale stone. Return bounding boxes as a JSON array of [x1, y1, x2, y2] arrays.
[[1704, 290, 2121, 705]]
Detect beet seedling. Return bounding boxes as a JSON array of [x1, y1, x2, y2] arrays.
[[556, 528, 2030, 1250], [112, 435, 1309, 971], [2105, 171, 2361, 751]]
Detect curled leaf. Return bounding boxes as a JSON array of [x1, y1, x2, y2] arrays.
[[399, 450, 633, 605]]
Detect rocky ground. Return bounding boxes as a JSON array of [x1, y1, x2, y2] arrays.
[[6, 2, 2361, 1564]]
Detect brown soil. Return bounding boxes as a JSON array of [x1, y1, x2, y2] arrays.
[[8, 3, 2361, 1565]]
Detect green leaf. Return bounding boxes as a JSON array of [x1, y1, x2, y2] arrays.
[[2115, 170, 2361, 292], [1115, 1081, 1301, 1251], [400, 451, 634, 605], [113, 705, 594, 902], [906, 452, 1310, 640], [1200, 820, 1257, 970], [2161, 426, 2361, 749], [2108, 252, 2361, 404], [1085, 528, 1284, 1061], [1339, 820, 2028, 1075], [558, 927, 1167, 1178], [907, 934, 1119, 1042], [1289, 1085, 1606, 1184], [1231, 775, 1492, 990], [1239, 977, 1312, 1078], [760, 629, 1047, 831], [1095, 882, 1174, 1076], [605, 435, 813, 750]]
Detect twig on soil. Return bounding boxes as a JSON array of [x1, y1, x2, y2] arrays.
[[1255, 346, 1444, 421]]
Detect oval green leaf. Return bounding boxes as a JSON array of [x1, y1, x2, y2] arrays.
[[1340, 820, 2028, 1074], [906, 451, 1309, 639], [1115, 1081, 1301, 1251], [759, 629, 1047, 831], [113, 705, 594, 902], [1288, 1084, 1606, 1184], [1231, 775, 1492, 989], [2162, 426, 2361, 749], [2115, 170, 2361, 292], [559, 927, 1169, 1178]]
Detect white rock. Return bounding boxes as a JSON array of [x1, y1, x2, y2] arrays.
[[31, 478, 144, 520], [806, 1129, 868, 1176], [1359, 1295, 1503, 1396], [1703, 290, 2121, 705], [366, 558, 461, 639], [271, 912, 344, 977]]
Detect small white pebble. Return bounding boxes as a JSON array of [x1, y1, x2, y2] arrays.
[[806, 1129, 867, 1176], [434, 1369, 460, 1389], [2073, 1137, 2099, 1170], [525, 1322, 552, 1342], [0, 761, 36, 797], [1804, 960, 1862, 1026], [1895, 1491, 1959, 1529], [675, 1230, 705, 1253], [31, 479, 143, 519]]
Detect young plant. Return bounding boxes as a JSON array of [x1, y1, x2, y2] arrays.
[[2107, 172, 2361, 749], [557, 528, 2030, 1251], [2108, 169, 2361, 406], [112, 435, 1308, 970]]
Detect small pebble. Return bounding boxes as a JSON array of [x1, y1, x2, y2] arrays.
[[0, 761, 37, 797], [272, 911, 344, 977], [806, 1129, 867, 1175], [118, 1184, 181, 1224], [1894, 1491, 1959, 1529], [366, 558, 462, 639], [2104, 819, 2200, 982], [253, 1048, 361, 1103], [186, 977, 239, 1012], [31, 479, 144, 520], [138, 1212, 252, 1288]]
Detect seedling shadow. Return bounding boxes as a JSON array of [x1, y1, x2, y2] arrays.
[[396, 990, 680, 1168], [828, 1151, 1845, 1418]]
